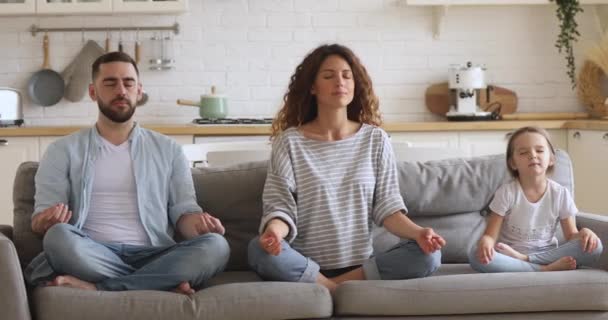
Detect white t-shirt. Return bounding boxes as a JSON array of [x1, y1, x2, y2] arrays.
[[82, 137, 150, 246], [489, 179, 577, 254]]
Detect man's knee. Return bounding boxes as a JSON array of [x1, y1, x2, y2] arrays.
[[43, 223, 78, 256], [189, 233, 230, 267]]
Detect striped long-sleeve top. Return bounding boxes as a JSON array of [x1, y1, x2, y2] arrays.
[[260, 124, 407, 269]]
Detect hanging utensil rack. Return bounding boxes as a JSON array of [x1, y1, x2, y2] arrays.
[[29, 22, 179, 36]]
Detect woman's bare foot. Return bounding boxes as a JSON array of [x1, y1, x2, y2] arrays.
[[47, 275, 96, 291], [541, 256, 577, 271], [172, 282, 195, 295], [495, 242, 528, 261], [316, 274, 337, 293]]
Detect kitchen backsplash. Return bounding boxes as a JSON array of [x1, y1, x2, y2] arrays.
[[0, 0, 601, 125]]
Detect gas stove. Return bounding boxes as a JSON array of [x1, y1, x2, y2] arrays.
[[193, 118, 273, 125]]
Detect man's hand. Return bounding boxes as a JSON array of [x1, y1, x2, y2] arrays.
[[31, 203, 72, 236], [177, 212, 225, 240], [415, 228, 446, 255]]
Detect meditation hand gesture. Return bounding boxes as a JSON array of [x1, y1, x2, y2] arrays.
[[476, 235, 496, 265], [577, 228, 600, 253], [415, 228, 446, 255], [31, 203, 72, 235], [259, 218, 289, 256], [177, 212, 225, 240]]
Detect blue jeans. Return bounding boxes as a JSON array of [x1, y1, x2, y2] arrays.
[[42, 223, 230, 291], [247, 236, 441, 282], [469, 238, 604, 273]]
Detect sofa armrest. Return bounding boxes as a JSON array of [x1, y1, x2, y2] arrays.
[[0, 224, 13, 240], [0, 233, 31, 320], [577, 212, 608, 271]]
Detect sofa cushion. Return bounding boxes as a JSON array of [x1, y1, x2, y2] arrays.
[[334, 269, 608, 316], [33, 281, 332, 320], [191, 161, 268, 271], [12, 161, 42, 268], [397, 149, 573, 217]]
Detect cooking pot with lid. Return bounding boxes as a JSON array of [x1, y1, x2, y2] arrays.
[[177, 86, 227, 119]]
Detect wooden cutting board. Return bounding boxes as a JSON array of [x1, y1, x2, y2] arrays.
[[425, 82, 518, 115]]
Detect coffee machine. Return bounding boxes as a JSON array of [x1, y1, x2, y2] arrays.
[[446, 62, 494, 121]]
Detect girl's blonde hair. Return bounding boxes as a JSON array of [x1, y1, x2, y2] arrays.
[[270, 44, 381, 139], [505, 126, 556, 178]]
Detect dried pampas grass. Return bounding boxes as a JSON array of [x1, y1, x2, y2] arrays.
[[578, 36, 608, 117]]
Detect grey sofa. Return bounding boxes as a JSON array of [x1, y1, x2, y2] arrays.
[[1, 150, 607, 320]]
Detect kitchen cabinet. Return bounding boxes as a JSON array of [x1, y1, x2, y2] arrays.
[[0, 0, 36, 15], [390, 132, 459, 148], [406, 0, 608, 38], [112, 0, 187, 14], [37, 0, 113, 15], [0, 137, 39, 226], [459, 129, 567, 157], [567, 129, 608, 215]]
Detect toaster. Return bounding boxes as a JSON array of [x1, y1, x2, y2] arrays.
[[0, 87, 24, 126]]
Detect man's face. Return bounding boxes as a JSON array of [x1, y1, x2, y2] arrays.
[[89, 61, 142, 123]]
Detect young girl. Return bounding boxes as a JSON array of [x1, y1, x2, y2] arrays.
[[470, 126, 603, 273], [247, 44, 445, 292]]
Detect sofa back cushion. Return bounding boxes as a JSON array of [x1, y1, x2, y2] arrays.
[[11, 150, 574, 269]]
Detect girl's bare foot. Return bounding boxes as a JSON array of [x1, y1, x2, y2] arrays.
[[495, 242, 528, 261], [48, 275, 96, 291], [172, 282, 195, 295], [541, 256, 577, 271]]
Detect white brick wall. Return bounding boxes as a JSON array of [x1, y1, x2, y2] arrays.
[[0, 0, 601, 125]]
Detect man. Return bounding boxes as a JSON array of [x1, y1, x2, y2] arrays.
[[24, 52, 229, 295]]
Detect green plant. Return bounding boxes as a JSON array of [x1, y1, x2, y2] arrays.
[[551, 0, 584, 88]]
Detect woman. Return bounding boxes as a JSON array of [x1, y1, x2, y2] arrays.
[[248, 44, 445, 292]]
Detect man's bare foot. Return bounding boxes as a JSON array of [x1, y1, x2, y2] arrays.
[[47, 275, 96, 291], [172, 282, 195, 295], [541, 256, 577, 271], [495, 242, 528, 261]]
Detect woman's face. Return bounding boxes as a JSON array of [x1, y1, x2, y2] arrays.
[[311, 54, 355, 110]]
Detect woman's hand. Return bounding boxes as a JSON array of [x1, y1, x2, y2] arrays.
[[476, 235, 495, 265], [259, 219, 289, 256], [31, 203, 72, 235], [415, 228, 446, 254], [577, 228, 601, 253]]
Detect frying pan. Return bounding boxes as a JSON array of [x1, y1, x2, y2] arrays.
[[27, 34, 65, 106]]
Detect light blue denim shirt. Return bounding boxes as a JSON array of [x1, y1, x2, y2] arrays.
[[25, 123, 202, 284]]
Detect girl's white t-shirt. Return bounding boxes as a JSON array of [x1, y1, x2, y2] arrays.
[[489, 179, 577, 254]]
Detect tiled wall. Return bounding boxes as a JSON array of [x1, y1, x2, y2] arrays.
[[0, 0, 602, 125]]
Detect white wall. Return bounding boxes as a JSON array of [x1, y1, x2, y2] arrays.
[[0, 0, 602, 125]]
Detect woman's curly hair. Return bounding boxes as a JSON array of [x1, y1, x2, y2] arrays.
[[270, 44, 381, 139]]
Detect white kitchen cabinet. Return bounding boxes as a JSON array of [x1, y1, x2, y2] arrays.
[[112, 0, 187, 14], [567, 130, 608, 215], [168, 134, 194, 145], [0, 137, 39, 226], [459, 129, 567, 157], [0, 0, 36, 15], [36, 0, 112, 15], [389, 132, 459, 148]]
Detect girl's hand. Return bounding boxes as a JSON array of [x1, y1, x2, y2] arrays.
[[415, 228, 446, 254], [578, 228, 600, 253], [259, 222, 285, 256], [476, 235, 495, 265]]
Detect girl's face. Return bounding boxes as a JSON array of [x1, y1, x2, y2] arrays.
[[509, 132, 555, 178], [311, 54, 355, 110]]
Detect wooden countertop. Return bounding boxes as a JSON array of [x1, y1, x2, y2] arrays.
[[1, 120, 607, 137]]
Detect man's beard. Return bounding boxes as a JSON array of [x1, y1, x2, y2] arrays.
[[98, 97, 136, 123]]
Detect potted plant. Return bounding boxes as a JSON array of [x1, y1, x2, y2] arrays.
[[551, 0, 584, 88]]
